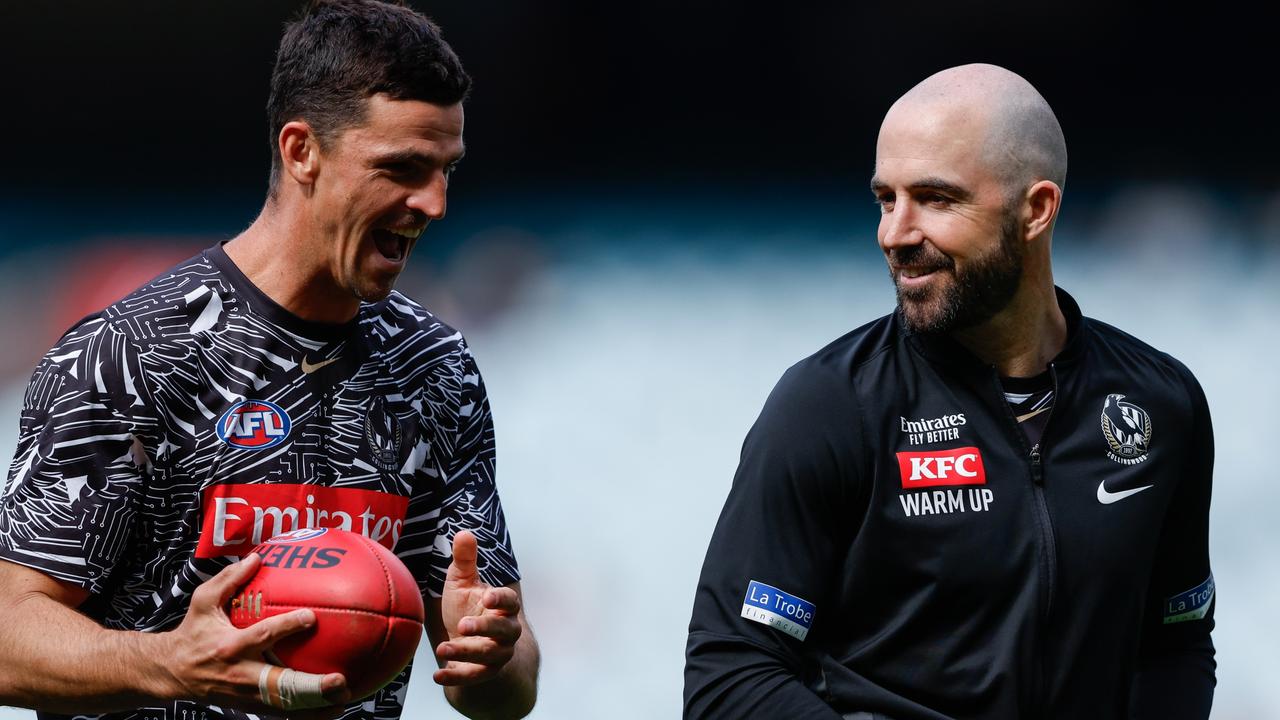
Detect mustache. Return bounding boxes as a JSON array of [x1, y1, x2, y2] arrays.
[[887, 243, 954, 271], [380, 211, 429, 229]]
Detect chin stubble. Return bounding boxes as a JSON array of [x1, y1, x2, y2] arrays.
[[893, 210, 1025, 334]]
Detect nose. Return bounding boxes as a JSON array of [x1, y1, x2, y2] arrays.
[[878, 200, 923, 252], [406, 171, 448, 221]]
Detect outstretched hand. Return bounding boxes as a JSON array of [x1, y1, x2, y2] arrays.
[[160, 553, 351, 718], [433, 530, 524, 686]]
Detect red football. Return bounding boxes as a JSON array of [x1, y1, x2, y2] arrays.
[[228, 528, 425, 700]]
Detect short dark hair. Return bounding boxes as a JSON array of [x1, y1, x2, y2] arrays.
[[266, 0, 471, 192]]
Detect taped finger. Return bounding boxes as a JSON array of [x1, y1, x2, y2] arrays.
[[259, 665, 329, 711]]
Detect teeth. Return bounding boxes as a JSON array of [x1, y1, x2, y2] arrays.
[[386, 226, 422, 240]]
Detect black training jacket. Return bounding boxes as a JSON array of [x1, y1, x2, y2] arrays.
[[685, 288, 1215, 719]]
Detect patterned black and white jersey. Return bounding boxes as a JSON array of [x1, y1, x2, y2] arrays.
[[0, 244, 519, 720]]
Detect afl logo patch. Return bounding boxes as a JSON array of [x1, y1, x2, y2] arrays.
[[1101, 393, 1152, 465], [217, 400, 291, 449]]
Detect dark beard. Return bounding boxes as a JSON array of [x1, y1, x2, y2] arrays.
[[891, 210, 1025, 335]]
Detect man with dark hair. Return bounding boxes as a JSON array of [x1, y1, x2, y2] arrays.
[[265, 0, 473, 196], [0, 2, 539, 719], [685, 64, 1215, 719]]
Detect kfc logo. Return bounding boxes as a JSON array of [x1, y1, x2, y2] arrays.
[[195, 484, 409, 558], [896, 447, 987, 488], [216, 400, 291, 449]]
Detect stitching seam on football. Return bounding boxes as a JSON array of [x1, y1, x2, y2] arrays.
[[260, 602, 421, 622], [361, 536, 398, 656]]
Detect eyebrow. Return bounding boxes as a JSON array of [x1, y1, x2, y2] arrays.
[[869, 176, 974, 202], [373, 147, 466, 167]]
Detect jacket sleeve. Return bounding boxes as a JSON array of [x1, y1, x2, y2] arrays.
[[684, 363, 861, 719], [1129, 363, 1215, 718]]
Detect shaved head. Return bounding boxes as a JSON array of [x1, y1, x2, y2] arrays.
[[886, 63, 1067, 197], [873, 64, 1069, 337]]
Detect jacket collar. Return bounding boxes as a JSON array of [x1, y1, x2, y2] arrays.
[[904, 286, 1089, 370]]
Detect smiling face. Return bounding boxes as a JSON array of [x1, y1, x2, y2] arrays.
[[307, 94, 465, 305], [872, 101, 1025, 334]]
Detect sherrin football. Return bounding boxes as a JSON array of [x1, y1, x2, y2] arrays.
[[229, 528, 425, 700]]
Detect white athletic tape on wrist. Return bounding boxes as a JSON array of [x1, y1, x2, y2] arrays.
[[258, 665, 328, 711]]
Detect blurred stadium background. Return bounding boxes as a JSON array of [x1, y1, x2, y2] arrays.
[[1, 2, 1275, 718]]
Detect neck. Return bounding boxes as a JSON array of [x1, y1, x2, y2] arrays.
[[949, 280, 1067, 378], [223, 200, 359, 324]]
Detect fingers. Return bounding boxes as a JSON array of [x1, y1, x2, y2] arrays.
[[256, 664, 349, 711], [167, 558, 353, 717], [437, 633, 516, 665], [480, 586, 520, 616], [318, 671, 350, 704], [435, 607, 521, 684], [445, 530, 479, 584], [436, 534, 527, 690], [433, 659, 500, 686], [192, 553, 261, 610], [454, 611, 522, 644], [238, 608, 318, 654]]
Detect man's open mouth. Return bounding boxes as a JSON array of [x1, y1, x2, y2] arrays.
[[372, 226, 420, 262]]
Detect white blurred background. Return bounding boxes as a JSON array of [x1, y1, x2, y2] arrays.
[[1, 185, 1278, 718]]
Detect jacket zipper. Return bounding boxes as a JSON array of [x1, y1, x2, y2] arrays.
[[992, 364, 1059, 719]]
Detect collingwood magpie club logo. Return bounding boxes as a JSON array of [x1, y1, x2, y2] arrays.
[[1101, 393, 1152, 465], [364, 396, 404, 472]]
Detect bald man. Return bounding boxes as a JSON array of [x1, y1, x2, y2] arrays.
[[684, 64, 1214, 719]]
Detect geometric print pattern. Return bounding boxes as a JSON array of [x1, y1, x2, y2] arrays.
[[0, 245, 518, 720]]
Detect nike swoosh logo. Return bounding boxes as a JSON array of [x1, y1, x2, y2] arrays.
[[1015, 406, 1051, 423], [1097, 482, 1154, 505], [300, 356, 340, 374]]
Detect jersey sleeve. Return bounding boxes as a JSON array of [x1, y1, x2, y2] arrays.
[[684, 363, 861, 719], [405, 336, 520, 597], [1129, 360, 1216, 718], [0, 317, 157, 594], [448, 340, 520, 587]]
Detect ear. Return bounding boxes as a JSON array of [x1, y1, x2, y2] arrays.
[[1023, 180, 1062, 242], [278, 121, 322, 188]]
